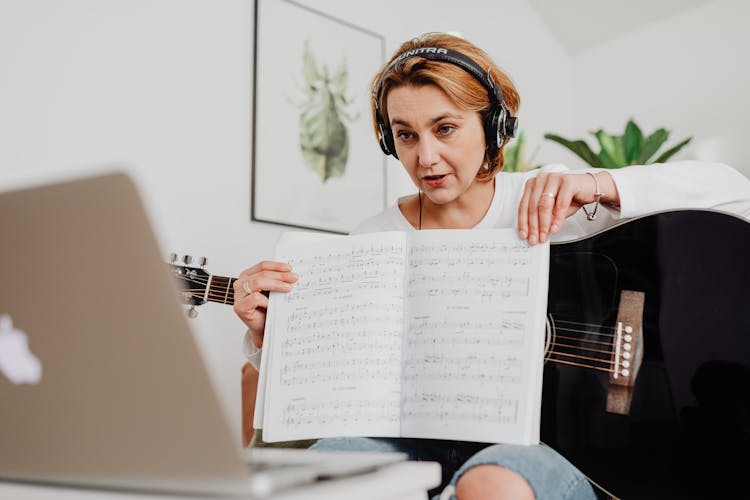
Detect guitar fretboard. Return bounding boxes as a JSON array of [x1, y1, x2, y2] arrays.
[[207, 275, 237, 305]]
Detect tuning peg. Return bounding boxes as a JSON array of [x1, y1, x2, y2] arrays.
[[169, 252, 178, 264], [199, 256, 207, 269], [187, 306, 198, 319], [182, 255, 193, 266]]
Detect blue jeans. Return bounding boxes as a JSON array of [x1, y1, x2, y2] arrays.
[[310, 437, 596, 500]]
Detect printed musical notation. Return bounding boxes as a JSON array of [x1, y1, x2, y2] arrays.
[[284, 242, 405, 303], [260, 229, 549, 445], [409, 240, 532, 268], [282, 398, 400, 428], [402, 391, 520, 425], [279, 357, 401, 387], [411, 316, 524, 329], [408, 239, 532, 304], [402, 353, 523, 384]]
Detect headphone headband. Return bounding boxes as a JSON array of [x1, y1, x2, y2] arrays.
[[374, 46, 517, 159], [375, 47, 504, 106]]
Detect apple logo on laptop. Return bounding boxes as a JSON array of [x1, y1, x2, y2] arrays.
[[0, 314, 42, 384]]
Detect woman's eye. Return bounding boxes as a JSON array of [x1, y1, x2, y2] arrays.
[[437, 124, 455, 135], [396, 131, 414, 142]]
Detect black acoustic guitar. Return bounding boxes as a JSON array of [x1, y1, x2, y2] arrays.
[[171, 209, 750, 499]]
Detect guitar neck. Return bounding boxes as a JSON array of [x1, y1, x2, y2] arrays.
[[204, 275, 238, 305]]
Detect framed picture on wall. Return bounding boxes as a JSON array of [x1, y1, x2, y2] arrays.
[[252, 0, 387, 234]]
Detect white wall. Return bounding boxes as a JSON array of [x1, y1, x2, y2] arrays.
[[570, 0, 750, 174], [0, 0, 572, 441], [0, 0, 259, 437]]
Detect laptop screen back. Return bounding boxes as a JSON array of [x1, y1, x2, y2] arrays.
[[0, 172, 252, 495]]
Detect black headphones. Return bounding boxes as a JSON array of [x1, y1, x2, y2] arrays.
[[374, 47, 518, 159]]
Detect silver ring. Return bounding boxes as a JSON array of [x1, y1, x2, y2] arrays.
[[541, 192, 555, 198], [242, 281, 252, 295]]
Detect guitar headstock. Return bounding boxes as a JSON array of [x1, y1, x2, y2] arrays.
[[167, 254, 237, 318], [168, 253, 211, 307]]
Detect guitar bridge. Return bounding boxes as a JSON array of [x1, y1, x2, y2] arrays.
[[606, 290, 645, 415]]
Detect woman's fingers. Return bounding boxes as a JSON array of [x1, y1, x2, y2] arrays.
[[233, 290, 270, 325], [234, 261, 298, 297], [553, 179, 578, 231], [535, 176, 562, 243], [518, 173, 584, 245], [517, 179, 532, 241], [525, 174, 545, 244], [233, 291, 270, 348], [243, 260, 292, 275], [232, 260, 298, 346], [519, 173, 559, 244]]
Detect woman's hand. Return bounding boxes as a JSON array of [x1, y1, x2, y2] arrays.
[[233, 261, 298, 348], [517, 171, 617, 245]]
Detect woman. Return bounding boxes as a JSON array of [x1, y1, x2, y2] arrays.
[[236, 33, 750, 499]]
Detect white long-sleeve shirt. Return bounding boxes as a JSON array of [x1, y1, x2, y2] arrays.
[[243, 161, 750, 367], [352, 161, 750, 238]]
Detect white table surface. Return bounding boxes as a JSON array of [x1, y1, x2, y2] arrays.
[[0, 461, 442, 500]]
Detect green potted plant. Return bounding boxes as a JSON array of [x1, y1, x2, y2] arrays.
[[544, 119, 692, 168]]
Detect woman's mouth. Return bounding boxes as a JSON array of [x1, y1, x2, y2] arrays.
[[423, 174, 448, 187]]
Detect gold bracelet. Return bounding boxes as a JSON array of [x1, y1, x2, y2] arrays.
[[581, 171, 604, 221]]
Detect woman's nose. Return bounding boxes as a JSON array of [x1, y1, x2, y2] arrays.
[[417, 135, 440, 168]]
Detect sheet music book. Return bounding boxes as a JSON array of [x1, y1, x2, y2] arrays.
[[255, 229, 550, 445]]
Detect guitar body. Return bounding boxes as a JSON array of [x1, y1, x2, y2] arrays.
[[543, 209, 750, 498]]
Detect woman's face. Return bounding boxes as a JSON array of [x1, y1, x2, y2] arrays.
[[386, 83, 487, 207]]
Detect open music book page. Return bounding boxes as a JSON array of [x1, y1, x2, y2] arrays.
[[260, 229, 549, 445], [252, 231, 344, 431]]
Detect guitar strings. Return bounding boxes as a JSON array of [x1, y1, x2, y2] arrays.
[[544, 358, 615, 373], [546, 347, 617, 370], [546, 319, 622, 371], [177, 275, 237, 304], [553, 318, 618, 331], [546, 332, 628, 372]]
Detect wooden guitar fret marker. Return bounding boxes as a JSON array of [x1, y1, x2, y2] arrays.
[[606, 290, 645, 415]]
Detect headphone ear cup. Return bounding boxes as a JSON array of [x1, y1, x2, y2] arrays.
[[504, 116, 518, 140], [379, 126, 399, 159], [486, 106, 504, 149], [486, 106, 517, 149], [376, 108, 399, 159]]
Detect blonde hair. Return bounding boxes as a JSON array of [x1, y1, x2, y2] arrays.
[[370, 32, 520, 179]]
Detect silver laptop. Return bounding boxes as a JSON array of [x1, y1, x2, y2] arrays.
[[0, 171, 406, 497]]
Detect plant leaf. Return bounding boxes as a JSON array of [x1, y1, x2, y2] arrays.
[[331, 57, 348, 93], [504, 131, 523, 172], [639, 128, 669, 163], [652, 137, 692, 163], [623, 120, 643, 164], [544, 133, 604, 168], [298, 82, 349, 182], [302, 41, 321, 85], [593, 130, 624, 168]]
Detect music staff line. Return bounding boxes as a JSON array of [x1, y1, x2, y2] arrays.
[[282, 398, 400, 427], [279, 367, 401, 387], [287, 315, 402, 333], [402, 392, 518, 407], [280, 357, 401, 375], [409, 241, 530, 254], [280, 329, 401, 350], [401, 409, 519, 425]]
